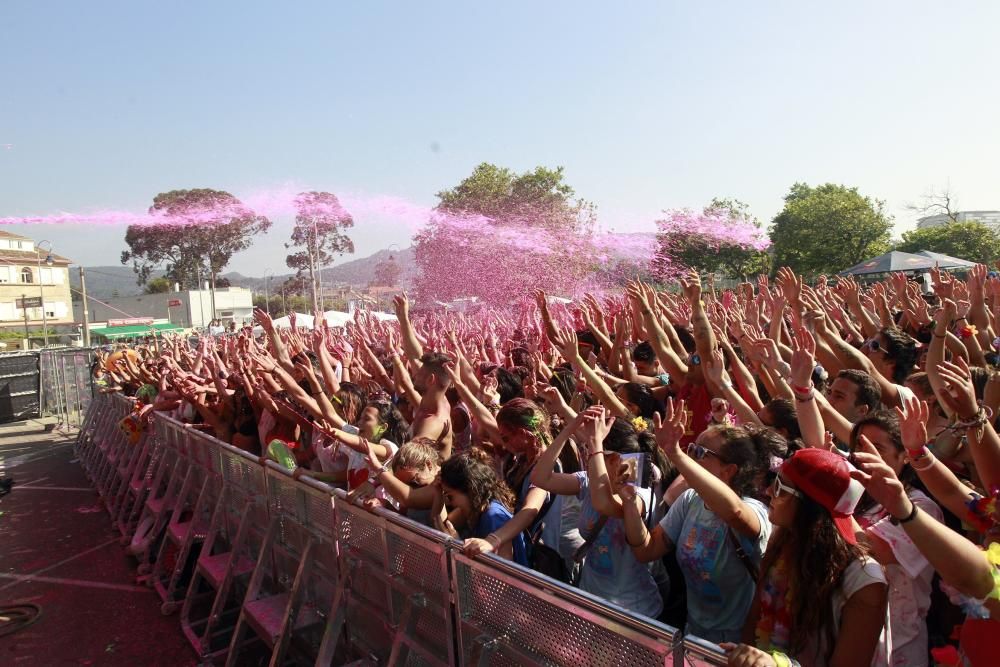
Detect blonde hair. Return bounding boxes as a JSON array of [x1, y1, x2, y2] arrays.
[[393, 437, 441, 472]]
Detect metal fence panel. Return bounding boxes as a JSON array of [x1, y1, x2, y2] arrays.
[[71, 396, 731, 667], [335, 495, 395, 662], [0, 352, 40, 422], [383, 512, 456, 666], [452, 552, 678, 667]]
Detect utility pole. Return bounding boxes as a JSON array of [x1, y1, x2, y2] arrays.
[[308, 243, 318, 314], [263, 269, 272, 316], [36, 240, 53, 347], [21, 293, 29, 346], [79, 267, 91, 347]]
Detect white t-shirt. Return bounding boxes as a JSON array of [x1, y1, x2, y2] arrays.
[[829, 557, 891, 667], [314, 423, 398, 476], [863, 490, 943, 667]]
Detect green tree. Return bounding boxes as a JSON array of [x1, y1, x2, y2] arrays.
[[286, 191, 355, 303], [121, 188, 271, 289], [654, 198, 770, 279], [144, 277, 173, 294], [895, 221, 1000, 263], [414, 163, 596, 303], [769, 183, 893, 276]]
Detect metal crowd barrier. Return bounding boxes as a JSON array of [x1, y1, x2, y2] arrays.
[[39, 346, 96, 429], [75, 392, 729, 666]]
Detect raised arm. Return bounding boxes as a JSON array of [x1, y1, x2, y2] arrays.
[[393, 292, 424, 365], [654, 399, 761, 538], [852, 438, 996, 600], [530, 411, 586, 496]]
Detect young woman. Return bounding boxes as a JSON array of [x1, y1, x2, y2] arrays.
[[462, 399, 580, 582], [433, 451, 529, 567], [622, 399, 777, 643], [850, 410, 943, 666], [721, 447, 889, 667], [530, 405, 665, 618]]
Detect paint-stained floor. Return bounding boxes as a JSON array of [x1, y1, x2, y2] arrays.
[[0, 423, 197, 666]]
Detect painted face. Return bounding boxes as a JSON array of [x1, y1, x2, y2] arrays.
[[395, 464, 437, 487], [413, 366, 432, 394], [615, 387, 641, 417], [357, 406, 384, 441], [497, 422, 533, 454], [634, 359, 658, 376], [689, 430, 731, 481], [863, 335, 894, 379]]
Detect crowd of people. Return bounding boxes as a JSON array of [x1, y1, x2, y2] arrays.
[[95, 265, 1000, 667]]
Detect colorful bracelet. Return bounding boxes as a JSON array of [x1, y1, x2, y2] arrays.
[[769, 650, 794, 667]]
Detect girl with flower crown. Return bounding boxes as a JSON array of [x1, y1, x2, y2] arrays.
[[461, 398, 583, 582]]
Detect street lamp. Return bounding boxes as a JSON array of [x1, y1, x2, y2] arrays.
[[36, 240, 53, 346], [263, 268, 273, 316]]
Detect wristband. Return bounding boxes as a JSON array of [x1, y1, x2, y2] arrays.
[[485, 533, 502, 550], [891, 501, 919, 525], [790, 382, 813, 395]]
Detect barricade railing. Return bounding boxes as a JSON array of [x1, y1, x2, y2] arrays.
[[39, 346, 96, 430], [75, 393, 731, 666]]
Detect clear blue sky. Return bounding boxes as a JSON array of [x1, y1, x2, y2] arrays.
[[2, 1, 998, 275]]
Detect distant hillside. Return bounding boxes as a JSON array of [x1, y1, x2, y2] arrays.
[[71, 266, 164, 300], [320, 246, 416, 287], [74, 246, 417, 300]]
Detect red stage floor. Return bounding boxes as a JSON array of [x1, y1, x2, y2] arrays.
[[0, 423, 197, 666]]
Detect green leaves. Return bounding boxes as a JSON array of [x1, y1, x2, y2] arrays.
[[769, 183, 893, 277], [896, 221, 1000, 264], [121, 189, 272, 289]]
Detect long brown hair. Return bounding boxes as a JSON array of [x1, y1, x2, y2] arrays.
[[440, 449, 516, 518], [765, 495, 869, 664]]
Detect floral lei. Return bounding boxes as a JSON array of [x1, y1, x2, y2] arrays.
[[755, 553, 794, 653]]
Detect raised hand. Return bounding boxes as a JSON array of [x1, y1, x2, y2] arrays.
[[789, 326, 816, 388], [850, 435, 911, 520], [679, 270, 702, 303], [895, 395, 930, 452], [580, 405, 616, 451], [652, 398, 687, 462], [393, 292, 410, 319], [551, 327, 580, 363], [935, 356, 980, 420], [703, 348, 730, 387]]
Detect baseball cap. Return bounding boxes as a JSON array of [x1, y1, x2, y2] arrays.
[[780, 448, 864, 544]]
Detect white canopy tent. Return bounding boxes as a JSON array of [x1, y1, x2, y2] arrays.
[[258, 310, 397, 333]]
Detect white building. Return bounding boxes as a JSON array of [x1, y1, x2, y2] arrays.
[[73, 286, 254, 329], [0, 231, 74, 330], [917, 210, 1000, 230]]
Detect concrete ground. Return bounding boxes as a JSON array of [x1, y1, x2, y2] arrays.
[[0, 419, 197, 666]]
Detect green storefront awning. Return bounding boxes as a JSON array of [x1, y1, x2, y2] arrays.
[[91, 322, 185, 340]]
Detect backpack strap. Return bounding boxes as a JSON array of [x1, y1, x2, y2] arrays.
[[727, 527, 759, 584], [573, 516, 610, 564]]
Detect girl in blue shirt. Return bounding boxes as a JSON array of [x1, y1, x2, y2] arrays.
[[434, 451, 529, 567]]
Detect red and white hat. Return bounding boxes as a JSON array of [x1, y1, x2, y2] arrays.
[[780, 448, 864, 544]]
